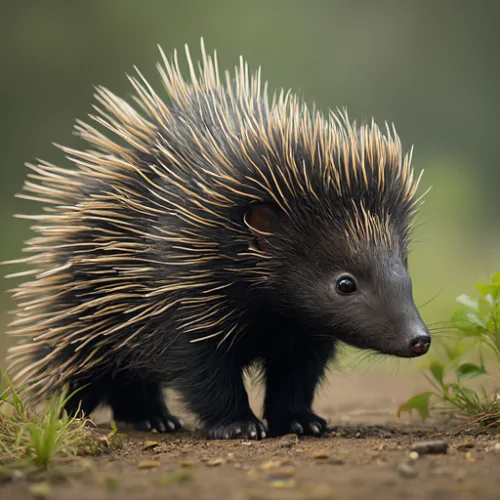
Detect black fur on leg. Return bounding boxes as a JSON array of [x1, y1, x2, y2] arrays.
[[148, 310, 336, 440], [168, 335, 266, 440], [63, 372, 183, 433], [263, 330, 336, 437], [107, 373, 183, 433]]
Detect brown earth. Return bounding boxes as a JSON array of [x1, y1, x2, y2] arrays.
[[2, 370, 500, 500]]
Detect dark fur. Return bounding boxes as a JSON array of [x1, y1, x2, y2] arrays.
[[12, 75, 430, 439], [66, 315, 335, 437]]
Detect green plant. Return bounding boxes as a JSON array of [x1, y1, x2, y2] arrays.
[[0, 374, 88, 470], [399, 272, 500, 429]]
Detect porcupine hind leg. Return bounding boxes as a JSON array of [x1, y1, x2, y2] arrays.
[[263, 335, 336, 437], [107, 374, 183, 433], [62, 374, 181, 432]]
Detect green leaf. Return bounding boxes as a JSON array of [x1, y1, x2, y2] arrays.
[[456, 294, 478, 310], [452, 310, 487, 336], [397, 392, 433, 420], [465, 311, 487, 328], [477, 284, 500, 304], [429, 361, 445, 386], [456, 362, 487, 380]]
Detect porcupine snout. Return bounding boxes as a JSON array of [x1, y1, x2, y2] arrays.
[[378, 276, 431, 359], [372, 255, 431, 359], [402, 308, 431, 357], [366, 302, 431, 359]]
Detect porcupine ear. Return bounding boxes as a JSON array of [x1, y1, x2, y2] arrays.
[[244, 202, 279, 251]]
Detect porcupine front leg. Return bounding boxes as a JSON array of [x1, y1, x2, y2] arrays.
[[264, 335, 336, 437], [176, 342, 267, 440]]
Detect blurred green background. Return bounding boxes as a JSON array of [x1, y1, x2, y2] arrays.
[[1, 1, 499, 369]]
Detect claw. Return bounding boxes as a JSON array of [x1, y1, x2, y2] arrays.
[[133, 413, 183, 433], [267, 412, 327, 437], [290, 421, 304, 434], [206, 417, 267, 440], [136, 419, 152, 432]]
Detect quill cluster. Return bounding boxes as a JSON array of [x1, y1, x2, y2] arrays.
[[5, 40, 429, 439]]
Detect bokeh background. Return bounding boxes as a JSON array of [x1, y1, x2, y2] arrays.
[[1, 1, 499, 370]]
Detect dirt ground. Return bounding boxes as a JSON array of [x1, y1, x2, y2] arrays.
[[2, 370, 500, 500]]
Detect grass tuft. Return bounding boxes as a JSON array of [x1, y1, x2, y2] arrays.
[[0, 373, 89, 478]]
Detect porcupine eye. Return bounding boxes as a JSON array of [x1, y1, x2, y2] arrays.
[[336, 276, 357, 294]]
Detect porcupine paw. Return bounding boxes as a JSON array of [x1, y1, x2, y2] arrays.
[[133, 410, 184, 433], [205, 416, 267, 440], [266, 411, 328, 437]]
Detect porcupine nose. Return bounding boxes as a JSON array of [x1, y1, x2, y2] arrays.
[[410, 335, 431, 356], [405, 306, 431, 357]]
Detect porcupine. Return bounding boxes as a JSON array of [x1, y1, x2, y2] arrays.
[[5, 39, 431, 439]]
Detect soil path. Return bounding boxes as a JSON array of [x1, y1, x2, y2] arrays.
[[2, 371, 500, 500]]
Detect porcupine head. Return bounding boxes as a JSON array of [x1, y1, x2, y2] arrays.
[[6, 39, 430, 411]]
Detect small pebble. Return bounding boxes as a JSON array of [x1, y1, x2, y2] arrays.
[[409, 451, 419, 461], [142, 440, 160, 450], [260, 459, 280, 470], [206, 458, 225, 467], [277, 466, 296, 478], [137, 460, 161, 469], [180, 460, 197, 468], [268, 478, 296, 489], [457, 439, 475, 451], [280, 434, 298, 448], [311, 451, 330, 459], [494, 443, 500, 454], [410, 440, 448, 455], [465, 452, 476, 463], [397, 462, 417, 478], [29, 483, 52, 500]]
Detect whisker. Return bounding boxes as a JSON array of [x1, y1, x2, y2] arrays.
[[418, 283, 449, 309]]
